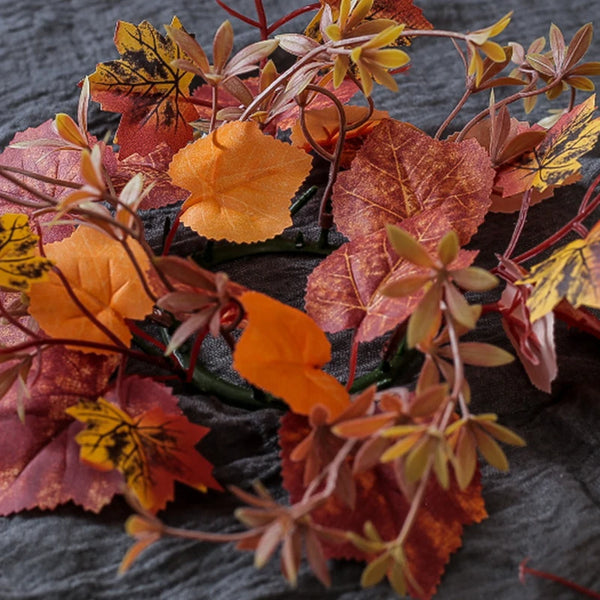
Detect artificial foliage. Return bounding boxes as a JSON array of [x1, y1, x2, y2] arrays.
[[1, 1, 600, 597]]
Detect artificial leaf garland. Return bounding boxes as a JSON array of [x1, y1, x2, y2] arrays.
[[0, 1, 599, 598]]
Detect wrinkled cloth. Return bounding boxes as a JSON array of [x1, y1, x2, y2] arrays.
[[1, 1, 600, 598]]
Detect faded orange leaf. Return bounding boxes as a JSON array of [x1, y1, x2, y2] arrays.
[[233, 291, 350, 419], [280, 411, 487, 599], [28, 226, 155, 353], [290, 105, 389, 168], [169, 121, 313, 243]]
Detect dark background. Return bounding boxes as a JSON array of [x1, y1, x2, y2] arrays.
[[1, 1, 600, 598]]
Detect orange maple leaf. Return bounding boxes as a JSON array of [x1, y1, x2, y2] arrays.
[[28, 226, 155, 353], [168, 121, 313, 243], [88, 18, 199, 158], [66, 376, 221, 513], [232, 291, 350, 420], [290, 105, 389, 168]]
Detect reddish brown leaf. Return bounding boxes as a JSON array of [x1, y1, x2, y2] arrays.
[[111, 143, 188, 210], [0, 121, 116, 242], [332, 119, 495, 244], [0, 346, 119, 515], [305, 214, 477, 341], [280, 412, 487, 599]]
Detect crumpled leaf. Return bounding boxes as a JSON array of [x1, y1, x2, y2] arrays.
[[517, 219, 600, 322], [232, 291, 350, 420], [0, 214, 53, 291], [496, 95, 600, 196], [332, 119, 495, 244], [88, 18, 198, 158], [0, 346, 119, 515], [280, 411, 487, 599], [169, 121, 312, 243], [67, 376, 221, 513], [28, 226, 156, 352], [306, 213, 477, 341], [0, 121, 116, 242], [111, 143, 188, 210]]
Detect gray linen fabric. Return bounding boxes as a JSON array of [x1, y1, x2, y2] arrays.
[[1, 1, 600, 598]]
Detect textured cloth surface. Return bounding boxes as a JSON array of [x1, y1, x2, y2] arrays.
[[1, 1, 600, 599]]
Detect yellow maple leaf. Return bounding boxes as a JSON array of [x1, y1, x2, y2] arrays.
[[168, 121, 313, 243], [0, 214, 52, 291], [232, 291, 350, 420], [28, 226, 155, 352], [67, 397, 221, 513], [88, 17, 198, 158], [497, 95, 600, 195], [518, 219, 600, 321]]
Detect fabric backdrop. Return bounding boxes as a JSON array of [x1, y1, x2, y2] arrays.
[[1, 1, 600, 598]]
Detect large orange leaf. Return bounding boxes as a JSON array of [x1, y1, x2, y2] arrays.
[[88, 18, 198, 158], [496, 95, 600, 197], [232, 291, 350, 419], [0, 346, 119, 515], [280, 411, 487, 599], [28, 226, 155, 352], [67, 376, 221, 513], [306, 213, 477, 341], [332, 119, 495, 244], [169, 121, 313, 243]]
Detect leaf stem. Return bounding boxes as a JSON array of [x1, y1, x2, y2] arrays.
[[519, 559, 600, 599]]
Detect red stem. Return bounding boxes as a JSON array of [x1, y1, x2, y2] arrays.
[[520, 559, 600, 599], [127, 321, 183, 370], [346, 332, 359, 391], [510, 187, 600, 266], [254, 0, 269, 40], [162, 212, 182, 256], [214, 0, 260, 28], [503, 188, 533, 260], [267, 3, 321, 35], [187, 328, 208, 383]]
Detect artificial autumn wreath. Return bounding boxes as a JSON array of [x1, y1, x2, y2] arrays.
[[1, 1, 600, 597]]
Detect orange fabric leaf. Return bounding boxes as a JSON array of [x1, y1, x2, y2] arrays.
[[28, 227, 155, 353], [169, 121, 313, 243], [67, 377, 221, 513], [290, 105, 389, 167], [233, 291, 350, 419]]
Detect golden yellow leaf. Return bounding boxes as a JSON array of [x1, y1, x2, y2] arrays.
[[232, 291, 350, 419], [517, 220, 600, 321], [497, 95, 600, 194], [28, 227, 155, 352], [0, 214, 52, 291], [67, 395, 220, 513], [169, 121, 313, 243]]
